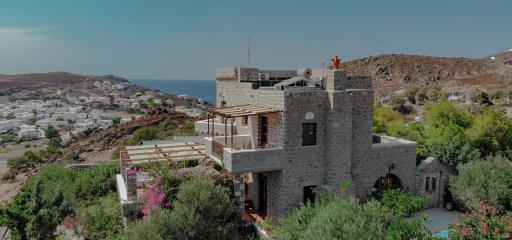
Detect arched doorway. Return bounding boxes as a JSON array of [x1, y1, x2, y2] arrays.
[[373, 173, 402, 191]]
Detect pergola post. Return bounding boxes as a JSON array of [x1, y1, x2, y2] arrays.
[[231, 118, 235, 149], [224, 116, 228, 147], [207, 112, 210, 135], [211, 113, 215, 139]]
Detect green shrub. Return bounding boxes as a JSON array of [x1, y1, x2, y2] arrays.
[[274, 197, 395, 240], [426, 135, 481, 171], [0, 163, 120, 239], [470, 89, 493, 106], [127, 126, 160, 145], [71, 162, 119, 203], [466, 107, 512, 157], [426, 86, 447, 103], [44, 126, 60, 139], [128, 179, 237, 240], [274, 190, 434, 240], [373, 105, 404, 133], [7, 150, 44, 172], [374, 188, 428, 217], [0, 166, 76, 239], [388, 95, 412, 114], [450, 156, 512, 211], [76, 193, 124, 240]]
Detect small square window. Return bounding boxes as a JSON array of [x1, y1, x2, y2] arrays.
[[302, 123, 317, 146], [425, 177, 430, 191]]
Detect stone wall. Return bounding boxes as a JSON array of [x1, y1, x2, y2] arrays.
[[260, 170, 284, 221], [223, 147, 285, 174], [278, 89, 330, 216], [324, 90, 353, 189], [352, 141, 417, 199], [194, 119, 237, 136]]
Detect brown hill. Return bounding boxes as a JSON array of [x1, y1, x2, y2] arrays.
[[344, 53, 512, 98], [0, 71, 128, 91]]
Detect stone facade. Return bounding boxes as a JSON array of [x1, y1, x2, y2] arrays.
[[416, 157, 451, 208], [200, 67, 417, 220]]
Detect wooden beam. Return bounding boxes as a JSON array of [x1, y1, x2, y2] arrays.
[[123, 148, 205, 157], [122, 144, 204, 152], [126, 154, 207, 162]]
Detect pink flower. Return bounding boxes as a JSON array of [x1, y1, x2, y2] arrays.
[[63, 220, 75, 229], [495, 228, 501, 234], [461, 227, 471, 236], [482, 223, 489, 233], [139, 174, 173, 218], [507, 226, 512, 232]]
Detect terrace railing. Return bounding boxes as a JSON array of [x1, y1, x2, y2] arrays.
[[212, 139, 225, 159]]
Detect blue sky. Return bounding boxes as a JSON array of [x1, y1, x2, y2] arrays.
[[0, 0, 511, 79]]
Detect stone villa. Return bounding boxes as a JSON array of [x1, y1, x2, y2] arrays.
[[116, 63, 449, 224], [197, 66, 417, 219]]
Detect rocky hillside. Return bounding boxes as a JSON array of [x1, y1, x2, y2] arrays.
[[344, 51, 512, 98], [0, 71, 206, 107], [0, 72, 129, 90]]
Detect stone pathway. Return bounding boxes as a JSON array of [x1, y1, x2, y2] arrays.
[[407, 208, 462, 233]]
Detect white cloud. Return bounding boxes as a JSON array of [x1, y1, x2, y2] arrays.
[[0, 27, 50, 48], [0, 27, 65, 74]]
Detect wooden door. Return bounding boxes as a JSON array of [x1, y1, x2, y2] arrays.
[[258, 174, 268, 216], [260, 116, 268, 147]]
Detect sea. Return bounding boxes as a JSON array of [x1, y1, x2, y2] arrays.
[[131, 79, 217, 105]]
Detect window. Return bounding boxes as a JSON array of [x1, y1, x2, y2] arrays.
[[303, 185, 316, 204], [242, 116, 248, 126], [302, 123, 317, 146], [431, 177, 437, 191], [220, 101, 226, 108], [424, 177, 430, 191]]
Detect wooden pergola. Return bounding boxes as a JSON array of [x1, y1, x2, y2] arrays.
[[206, 104, 281, 151], [120, 142, 207, 171]]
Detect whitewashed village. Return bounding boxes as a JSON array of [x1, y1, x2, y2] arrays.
[[0, 80, 205, 147]]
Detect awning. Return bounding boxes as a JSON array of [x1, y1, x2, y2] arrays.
[[207, 104, 281, 118]]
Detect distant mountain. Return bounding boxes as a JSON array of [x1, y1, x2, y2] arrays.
[[344, 52, 512, 98], [3, 51, 512, 100], [489, 50, 512, 63], [0, 72, 130, 91]]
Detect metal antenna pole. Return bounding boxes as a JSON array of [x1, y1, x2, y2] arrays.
[[248, 37, 251, 69], [247, 37, 252, 81]]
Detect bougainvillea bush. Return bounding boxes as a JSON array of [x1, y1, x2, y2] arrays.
[[450, 201, 512, 239], [139, 167, 233, 218]]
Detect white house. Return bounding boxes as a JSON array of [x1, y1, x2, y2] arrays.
[[18, 125, 45, 140]]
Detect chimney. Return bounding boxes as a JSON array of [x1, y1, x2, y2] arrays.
[[325, 69, 348, 91]]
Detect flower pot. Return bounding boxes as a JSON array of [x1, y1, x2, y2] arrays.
[[446, 202, 453, 210]]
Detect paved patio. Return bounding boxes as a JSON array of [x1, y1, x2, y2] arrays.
[[407, 208, 462, 233]]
